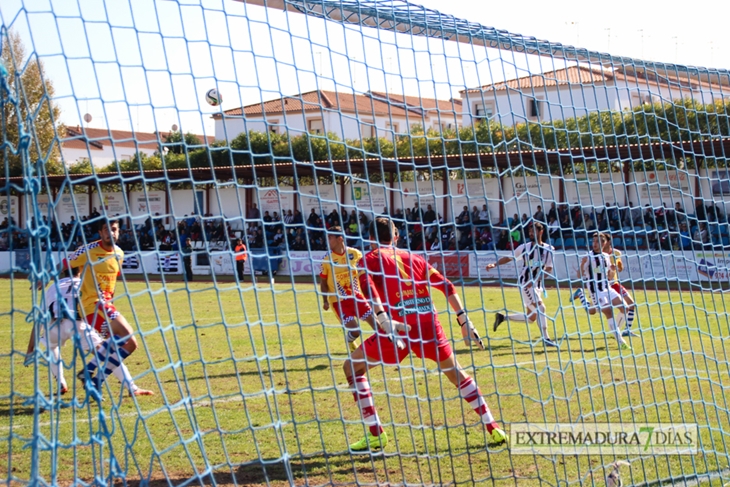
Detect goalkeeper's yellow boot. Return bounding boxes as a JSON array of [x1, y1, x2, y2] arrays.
[[349, 430, 388, 452], [489, 427, 509, 446]]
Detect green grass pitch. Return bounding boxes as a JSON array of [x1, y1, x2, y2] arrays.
[[1, 277, 729, 486]]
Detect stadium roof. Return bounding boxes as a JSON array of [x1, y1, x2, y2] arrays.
[[61, 126, 215, 151], [460, 65, 723, 94], [212, 90, 461, 119], [9, 138, 729, 188]]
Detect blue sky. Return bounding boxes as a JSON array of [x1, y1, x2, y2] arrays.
[[0, 0, 727, 138]]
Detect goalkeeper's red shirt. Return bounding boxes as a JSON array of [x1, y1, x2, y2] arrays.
[[358, 246, 456, 339]]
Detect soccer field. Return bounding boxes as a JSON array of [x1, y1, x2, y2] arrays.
[[1, 278, 729, 486]]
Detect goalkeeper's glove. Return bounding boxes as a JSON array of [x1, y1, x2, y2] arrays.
[[457, 310, 485, 350], [376, 311, 411, 350]]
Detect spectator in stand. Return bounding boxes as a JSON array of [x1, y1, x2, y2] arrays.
[[521, 213, 529, 225], [411, 202, 423, 222], [284, 209, 294, 225], [494, 230, 508, 250], [597, 213, 608, 231], [694, 199, 706, 223], [263, 211, 272, 223], [643, 205, 655, 228], [247, 204, 260, 221], [509, 226, 522, 248], [273, 228, 285, 247], [480, 227, 494, 250], [571, 206, 583, 229], [694, 223, 710, 249], [424, 205, 436, 225], [548, 216, 561, 240], [326, 209, 340, 228], [307, 208, 320, 227], [679, 223, 692, 250], [478, 205, 490, 226], [547, 203, 558, 223], [456, 206, 470, 228], [675, 202, 686, 225], [427, 234, 440, 251], [291, 236, 306, 251], [470, 206, 480, 226], [533, 205, 545, 223], [457, 227, 472, 250]]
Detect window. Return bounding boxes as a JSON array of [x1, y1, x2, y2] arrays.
[[359, 121, 375, 138], [308, 118, 323, 134], [268, 120, 279, 134], [474, 103, 493, 119], [528, 99, 541, 118], [386, 122, 400, 140]]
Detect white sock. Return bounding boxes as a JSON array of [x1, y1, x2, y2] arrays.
[[506, 313, 528, 322], [537, 314, 550, 340], [607, 318, 623, 342], [112, 363, 137, 393]]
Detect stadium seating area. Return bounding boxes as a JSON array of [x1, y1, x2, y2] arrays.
[[1, 199, 728, 253]]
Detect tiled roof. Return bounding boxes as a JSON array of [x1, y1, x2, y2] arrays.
[[214, 90, 460, 119], [461, 65, 723, 94], [461, 66, 614, 94], [61, 126, 215, 151]]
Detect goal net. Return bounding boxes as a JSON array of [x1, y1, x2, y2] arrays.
[[2, 0, 729, 485]]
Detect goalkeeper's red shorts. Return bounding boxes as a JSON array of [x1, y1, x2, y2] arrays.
[[332, 297, 372, 324], [610, 283, 630, 297], [363, 321, 453, 365], [85, 302, 120, 339]]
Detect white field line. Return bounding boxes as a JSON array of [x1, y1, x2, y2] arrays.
[[2, 357, 725, 433]]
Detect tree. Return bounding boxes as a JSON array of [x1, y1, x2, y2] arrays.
[[1, 30, 62, 177], [163, 131, 202, 154]]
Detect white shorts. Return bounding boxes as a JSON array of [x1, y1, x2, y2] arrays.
[[590, 288, 622, 309], [42, 319, 103, 351], [521, 285, 543, 309]]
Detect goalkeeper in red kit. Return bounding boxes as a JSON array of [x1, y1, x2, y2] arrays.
[[344, 217, 508, 452]]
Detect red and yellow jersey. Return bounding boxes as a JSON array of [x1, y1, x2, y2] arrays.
[[319, 247, 364, 303], [358, 246, 455, 331], [611, 249, 623, 282], [66, 241, 124, 315]]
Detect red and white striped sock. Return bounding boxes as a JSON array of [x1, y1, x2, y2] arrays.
[[459, 376, 499, 433], [348, 375, 383, 437]]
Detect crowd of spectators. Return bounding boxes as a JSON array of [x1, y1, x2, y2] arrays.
[[2, 199, 730, 253]]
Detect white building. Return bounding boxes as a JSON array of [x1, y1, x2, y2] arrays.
[[460, 65, 727, 128], [212, 90, 462, 141], [61, 126, 214, 168]]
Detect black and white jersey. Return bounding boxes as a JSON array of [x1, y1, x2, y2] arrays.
[[581, 251, 612, 294], [514, 241, 554, 286], [44, 277, 81, 321]]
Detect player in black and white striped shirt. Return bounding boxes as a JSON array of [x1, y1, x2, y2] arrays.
[[25, 266, 149, 396], [579, 233, 631, 351], [486, 222, 557, 347]]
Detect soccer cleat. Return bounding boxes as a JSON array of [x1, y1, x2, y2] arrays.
[[77, 369, 103, 402], [349, 430, 388, 452], [621, 329, 639, 337], [619, 342, 632, 351], [493, 313, 505, 332], [60, 383, 69, 395], [489, 427, 509, 445], [542, 338, 559, 348], [131, 388, 155, 397]]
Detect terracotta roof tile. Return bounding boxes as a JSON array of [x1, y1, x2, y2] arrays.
[[461, 66, 613, 94], [61, 126, 215, 151], [214, 90, 459, 119]]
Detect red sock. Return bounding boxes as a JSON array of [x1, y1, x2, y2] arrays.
[[347, 375, 383, 436]]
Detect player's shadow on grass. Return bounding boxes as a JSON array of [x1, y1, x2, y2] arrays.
[[118, 455, 376, 487], [0, 403, 36, 418], [163, 364, 330, 383]]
